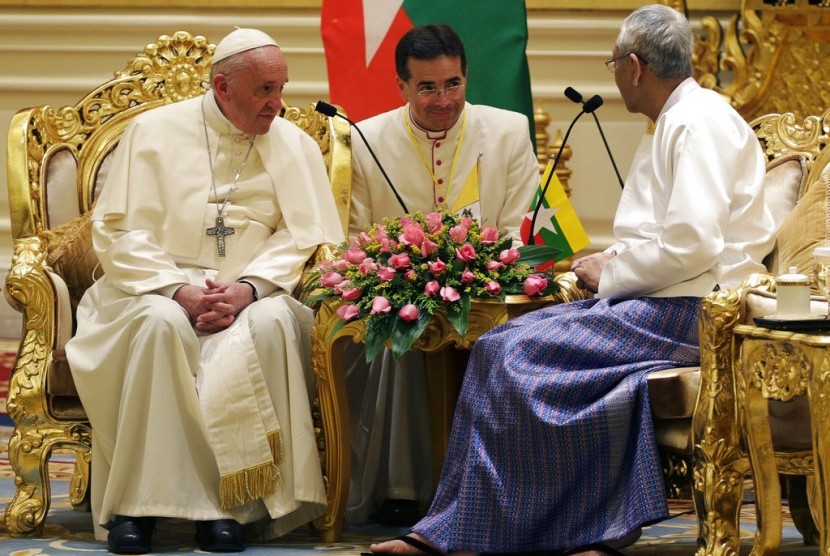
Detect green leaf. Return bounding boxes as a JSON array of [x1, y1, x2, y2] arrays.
[[303, 292, 334, 306], [517, 244, 562, 267], [364, 315, 395, 362], [390, 310, 432, 359], [446, 294, 471, 337], [325, 318, 347, 341]]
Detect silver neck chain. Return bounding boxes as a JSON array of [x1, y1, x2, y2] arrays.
[[201, 96, 256, 218]]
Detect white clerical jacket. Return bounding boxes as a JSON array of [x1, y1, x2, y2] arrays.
[[349, 102, 539, 239], [599, 78, 775, 299]]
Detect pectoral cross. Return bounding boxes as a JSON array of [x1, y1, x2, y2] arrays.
[[206, 216, 235, 257]]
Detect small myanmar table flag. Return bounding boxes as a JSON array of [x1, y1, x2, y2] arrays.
[[520, 160, 590, 270]]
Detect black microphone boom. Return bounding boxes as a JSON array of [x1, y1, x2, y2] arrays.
[[314, 101, 409, 214], [527, 105, 589, 246], [563, 87, 624, 189]]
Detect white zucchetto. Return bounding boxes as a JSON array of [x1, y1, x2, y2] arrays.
[[213, 28, 280, 63]]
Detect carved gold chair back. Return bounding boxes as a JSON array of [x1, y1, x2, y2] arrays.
[[3, 31, 350, 537], [692, 0, 830, 121]]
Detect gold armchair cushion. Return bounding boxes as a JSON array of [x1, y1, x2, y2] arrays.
[[38, 211, 99, 313], [773, 162, 830, 285]]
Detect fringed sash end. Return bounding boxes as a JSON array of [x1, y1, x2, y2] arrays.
[[218, 461, 281, 510]]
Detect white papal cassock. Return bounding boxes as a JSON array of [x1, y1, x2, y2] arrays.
[[65, 91, 343, 541]]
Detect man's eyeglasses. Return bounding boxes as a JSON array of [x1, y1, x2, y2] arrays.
[[604, 52, 647, 73], [412, 84, 465, 98]]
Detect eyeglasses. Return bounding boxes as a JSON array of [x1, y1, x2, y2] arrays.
[[604, 52, 647, 73], [412, 83, 465, 98]]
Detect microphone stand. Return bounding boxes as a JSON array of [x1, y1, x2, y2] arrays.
[[527, 109, 587, 245], [590, 112, 625, 189], [314, 101, 409, 214]]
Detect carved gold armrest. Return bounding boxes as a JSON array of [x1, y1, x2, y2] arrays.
[[551, 271, 595, 303]]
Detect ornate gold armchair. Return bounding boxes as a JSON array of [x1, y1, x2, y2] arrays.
[[3, 31, 351, 537]]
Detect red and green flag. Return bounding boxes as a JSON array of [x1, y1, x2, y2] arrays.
[[321, 0, 534, 143]]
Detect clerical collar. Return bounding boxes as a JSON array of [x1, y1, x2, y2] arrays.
[[405, 103, 468, 142], [203, 91, 253, 139]]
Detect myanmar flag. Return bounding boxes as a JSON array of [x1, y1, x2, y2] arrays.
[[321, 0, 534, 142], [520, 160, 590, 270]]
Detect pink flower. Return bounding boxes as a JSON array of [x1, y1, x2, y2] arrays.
[[440, 286, 461, 302], [400, 223, 426, 246], [332, 259, 349, 271], [460, 216, 473, 229], [449, 225, 468, 243], [398, 304, 420, 322], [420, 237, 437, 257], [375, 226, 389, 241], [456, 244, 477, 262], [523, 274, 548, 296], [485, 281, 502, 295], [340, 286, 362, 301], [461, 268, 476, 284], [389, 253, 412, 269], [425, 212, 444, 234], [345, 246, 368, 264], [424, 280, 440, 296], [404, 269, 417, 282], [358, 258, 378, 275], [379, 238, 393, 253], [378, 266, 396, 282], [371, 296, 392, 314], [499, 248, 521, 265], [357, 232, 373, 245], [486, 260, 504, 271], [336, 303, 359, 321], [428, 258, 447, 275], [480, 227, 499, 245], [333, 280, 351, 295], [321, 271, 344, 287]]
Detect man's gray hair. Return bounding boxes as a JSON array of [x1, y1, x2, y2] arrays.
[[616, 4, 693, 80]]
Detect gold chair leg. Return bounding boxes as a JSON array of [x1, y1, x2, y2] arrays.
[[69, 452, 92, 511], [310, 325, 351, 543], [744, 389, 782, 556]]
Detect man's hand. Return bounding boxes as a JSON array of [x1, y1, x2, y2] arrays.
[[571, 251, 616, 293], [173, 279, 257, 333]]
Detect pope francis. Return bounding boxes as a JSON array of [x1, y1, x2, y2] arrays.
[[65, 28, 343, 554]]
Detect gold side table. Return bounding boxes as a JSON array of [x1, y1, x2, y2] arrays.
[[308, 295, 554, 542], [733, 324, 830, 556]]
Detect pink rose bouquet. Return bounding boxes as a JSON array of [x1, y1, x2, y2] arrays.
[[307, 210, 558, 360]]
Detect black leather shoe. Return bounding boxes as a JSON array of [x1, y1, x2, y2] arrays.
[[375, 498, 421, 526], [195, 519, 245, 552], [107, 515, 155, 554]]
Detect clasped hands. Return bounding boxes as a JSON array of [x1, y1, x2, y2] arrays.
[[173, 279, 257, 333], [571, 251, 616, 293]]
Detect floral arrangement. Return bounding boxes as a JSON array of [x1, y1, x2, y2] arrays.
[[306, 210, 559, 361]]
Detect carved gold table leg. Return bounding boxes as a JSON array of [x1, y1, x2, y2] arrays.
[[735, 328, 830, 556], [810, 345, 830, 556]]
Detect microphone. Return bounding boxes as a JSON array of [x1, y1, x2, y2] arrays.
[[314, 101, 409, 214], [527, 96, 594, 245], [564, 87, 625, 189]]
